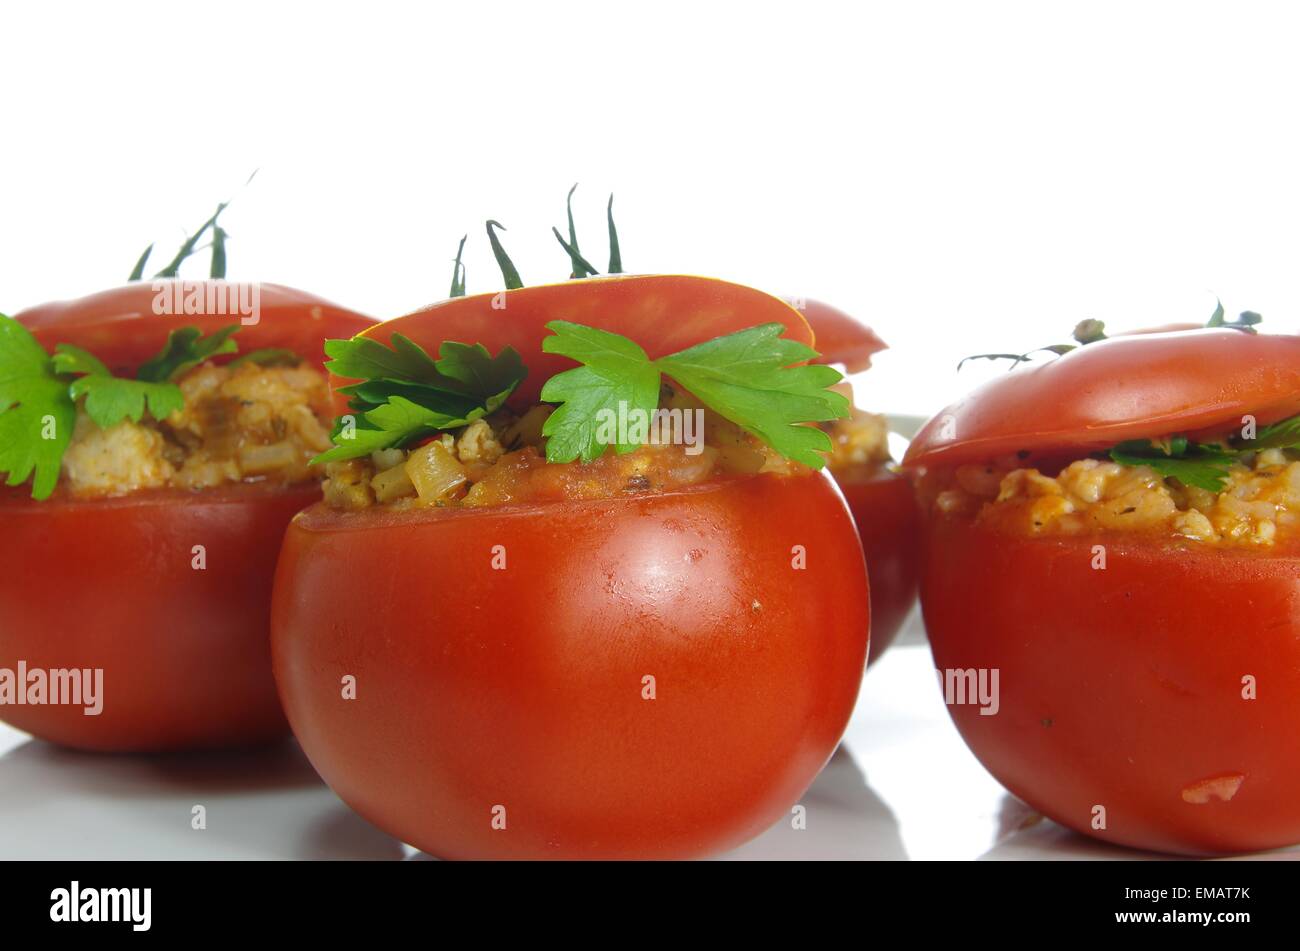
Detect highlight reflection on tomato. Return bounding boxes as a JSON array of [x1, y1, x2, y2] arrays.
[[906, 324, 1300, 854], [272, 275, 871, 859], [0, 282, 373, 752]]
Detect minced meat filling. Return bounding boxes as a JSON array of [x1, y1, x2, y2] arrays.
[[820, 408, 893, 480], [322, 386, 816, 510], [60, 361, 334, 497], [928, 449, 1300, 547]]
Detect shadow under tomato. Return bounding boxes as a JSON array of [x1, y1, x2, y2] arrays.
[[0, 737, 403, 860]]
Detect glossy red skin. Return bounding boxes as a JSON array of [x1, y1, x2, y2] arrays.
[[923, 518, 1300, 855], [368, 275, 814, 407], [793, 299, 888, 373], [0, 484, 322, 751], [905, 330, 1300, 470], [793, 298, 916, 659], [272, 472, 870, 859], [16, 281, 370, 375], [0, 282, 373, 752], [838, 469, 921, 664]]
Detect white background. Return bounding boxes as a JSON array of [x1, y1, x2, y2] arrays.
[[3, 0, 1299, 415]]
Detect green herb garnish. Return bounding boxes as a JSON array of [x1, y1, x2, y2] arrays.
[[1108, 411, 1300, 492], [542, 322, 847, 468], [313, 335, 527, 464], [314, 321, 847, 470], [1108, 437, 1238, 492], [0, 316, 76, 500], [0, 317, 251, 499]]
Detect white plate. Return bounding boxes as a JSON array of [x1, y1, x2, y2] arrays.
[[4, 610, 1292, 860]]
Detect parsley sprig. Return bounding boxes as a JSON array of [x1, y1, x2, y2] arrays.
[[313, 335, 527, 463], [1109, 415, 1300, 492], [543, 321, 847, 467], [0, 314, 264, 500], [316, 321, 848, 470]]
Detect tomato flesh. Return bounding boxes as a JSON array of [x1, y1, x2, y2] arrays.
[[921, 516, 1300, 855], [272, 472, 869, 859]]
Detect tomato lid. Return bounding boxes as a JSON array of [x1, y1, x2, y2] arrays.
[[356, 274, 814, 405], [903, 329, 1300, 470], [792, 299, 887, 373], [15, 281, 374, 373]]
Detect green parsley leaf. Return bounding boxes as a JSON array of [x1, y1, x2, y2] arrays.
[[314, 334, 527, 464], [53, 343, 185, 428], [1241, 415, 1300, 452], [67, 375, 184, 429], [656, 324, 848, 468], [540, 322, 661, 462], [539, 320, 847, 468], [0, 315, 76, 500], [1109, 438, 1237, 492], [136, 325, 239, 383]]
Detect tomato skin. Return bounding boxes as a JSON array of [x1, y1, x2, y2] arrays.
[[838, 469, 921, 663], [0, 484, 327, 751], [271, 472, 869, 859], [793, 299, 888, 373], [905, 329, 1300, 471], [921, 516, 1300, 855], [15, 281, 371, 373]]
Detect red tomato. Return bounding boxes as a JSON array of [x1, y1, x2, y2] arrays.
[[908, 328, 1300, 854], [17, 281, 367, 375], [794, 298, 918, 662], [922, 519, 1300, 855], [273, 473, 868, 859], [0, 484, 319, 751], [905, 329, 1300, 471], [839, 469, 921, 663], [272, 276, 870, 859], [0, 281, 373, 752], [793, 298, 888, 373]]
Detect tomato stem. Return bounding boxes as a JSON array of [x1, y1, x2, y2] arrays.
[[128, 243, 154, 282], [607, 194, 623, 274], [552, 227, 598, 277], [449, 235, 467, 298], [210, 225, 228, 279], [485, 221, 524, 290]]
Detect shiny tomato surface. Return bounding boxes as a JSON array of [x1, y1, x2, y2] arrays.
[[272, 471, 870, 859], [0, 484, 321, 751], [792, 297, 917, 660], [839, 469, 921, 663], [0, 281, 373, 751], [922, 517, 1300, 854], [793, 298, 888, 373], [905, 329, 1300, 470], [16, 281, 368, 375]]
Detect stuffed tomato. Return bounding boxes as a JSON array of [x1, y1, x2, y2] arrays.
[[796, 299, 920, 663], [0, 281, 373, 751], [905, 318, 1300, 855], [272, 274, 870, 860]]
